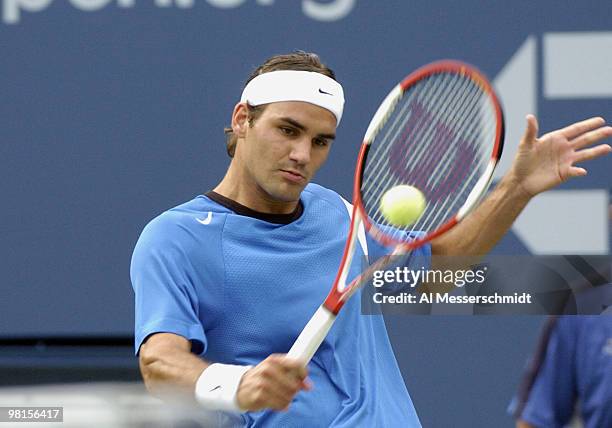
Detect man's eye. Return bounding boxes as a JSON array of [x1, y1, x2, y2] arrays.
[[279, 127, 296, 136], [314, 139, 329, 147]]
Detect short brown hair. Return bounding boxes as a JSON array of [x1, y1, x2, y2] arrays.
[[224, 51, 337, 158]]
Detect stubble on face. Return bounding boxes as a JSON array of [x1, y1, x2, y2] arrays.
[[233, 102, 337, 213]]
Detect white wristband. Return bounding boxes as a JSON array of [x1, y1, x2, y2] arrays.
[[194, 363, 252, 412]]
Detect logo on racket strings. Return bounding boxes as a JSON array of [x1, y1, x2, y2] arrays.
[[388, 101, 477, 202]]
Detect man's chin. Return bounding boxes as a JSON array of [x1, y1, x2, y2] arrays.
[[268, 182, 307, 203]]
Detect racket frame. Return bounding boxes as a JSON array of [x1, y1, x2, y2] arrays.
[[288, 60, 504, 363]]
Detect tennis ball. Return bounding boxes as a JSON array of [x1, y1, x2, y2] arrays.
[[380, 185, 426, 226]]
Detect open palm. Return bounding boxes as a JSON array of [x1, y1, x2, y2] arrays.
[[510, 115, 612, 197]]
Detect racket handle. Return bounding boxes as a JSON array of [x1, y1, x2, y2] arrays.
[[287, 306, 336, 365]]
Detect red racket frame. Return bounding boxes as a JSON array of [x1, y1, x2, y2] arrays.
[[322, 60, 505, 314]]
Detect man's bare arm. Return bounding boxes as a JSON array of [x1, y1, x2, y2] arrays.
[[430, 172, 530, 262], [138, 333, 311, 411], [139, 333, 208, 396], [431, 115, 611, 260]]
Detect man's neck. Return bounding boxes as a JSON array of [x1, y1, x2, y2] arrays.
[[214, 163, 299, 215]]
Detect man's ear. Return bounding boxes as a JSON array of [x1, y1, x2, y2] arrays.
[[231, 103, 249, 138]]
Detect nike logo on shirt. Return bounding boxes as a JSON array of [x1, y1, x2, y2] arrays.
[[196, 212, 213, 225]]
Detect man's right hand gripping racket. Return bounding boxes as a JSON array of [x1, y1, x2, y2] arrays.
[[288, 61, 505, 364]]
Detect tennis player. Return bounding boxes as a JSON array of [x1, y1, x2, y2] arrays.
[[131, 51, 611, 426], [509, 316, 612, 428]]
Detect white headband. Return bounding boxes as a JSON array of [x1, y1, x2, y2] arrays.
[[240, 70, 345, 125]]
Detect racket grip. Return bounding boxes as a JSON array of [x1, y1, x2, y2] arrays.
[[287, 306, 336, 365]]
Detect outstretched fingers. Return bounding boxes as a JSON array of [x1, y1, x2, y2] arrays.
[[570, 125, 612, 149], [560, 116, 606, 140], [521, 114, 539, 147], [572, 143, 612, 164], [566, 166, 587, 178]]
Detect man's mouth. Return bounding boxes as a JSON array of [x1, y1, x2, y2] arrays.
[[279, 169, 306, 184]]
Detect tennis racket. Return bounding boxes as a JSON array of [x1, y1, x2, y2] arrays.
[[287, 60, 505, 364]]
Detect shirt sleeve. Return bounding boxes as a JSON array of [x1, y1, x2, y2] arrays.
[[130, 216, 207, 356], [517, 318, 578, 427]]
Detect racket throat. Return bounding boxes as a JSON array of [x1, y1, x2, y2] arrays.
[[326, 227, 360, 314], [287, 306, 336, 364]]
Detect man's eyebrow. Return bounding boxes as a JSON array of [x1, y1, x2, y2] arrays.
[[279, 117, 336, 140]]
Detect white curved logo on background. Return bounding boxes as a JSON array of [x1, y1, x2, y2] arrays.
[[303, 0, 355, 21], [2, 0, 356, 24]]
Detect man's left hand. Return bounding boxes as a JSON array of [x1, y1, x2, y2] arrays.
[[508, 115, 612, 198]]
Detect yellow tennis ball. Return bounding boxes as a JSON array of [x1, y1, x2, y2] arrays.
[[380, 185, 426, 226]]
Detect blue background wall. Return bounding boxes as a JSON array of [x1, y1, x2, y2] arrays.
[[1, 1, 610, 426]]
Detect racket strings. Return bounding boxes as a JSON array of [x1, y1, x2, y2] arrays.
[[363, 75, 446, 178], [420, 83, 487, 188], [389, 90, 493, 234], [414, 93, 497, 230], [362, 74, 469, 203], [361, 71, 497, 242], [363, 73, 473, 200], [391, 81, 482, 206], [417, 119, 496, 231], [378, 79, 494, 234]]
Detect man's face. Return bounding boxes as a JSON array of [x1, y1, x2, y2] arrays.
[[236, 101, 337, 205]]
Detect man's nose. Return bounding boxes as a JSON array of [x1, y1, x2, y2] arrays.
[[288, 137, 312, 165]]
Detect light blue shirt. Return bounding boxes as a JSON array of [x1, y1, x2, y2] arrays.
[[131, 183, 430, 427]]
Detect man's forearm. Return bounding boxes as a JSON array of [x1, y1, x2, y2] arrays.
[[138, 333, 309, 412], [139, 333, 209, 396], [430, 114, 611, 261], [430, 172, 532, 260]]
